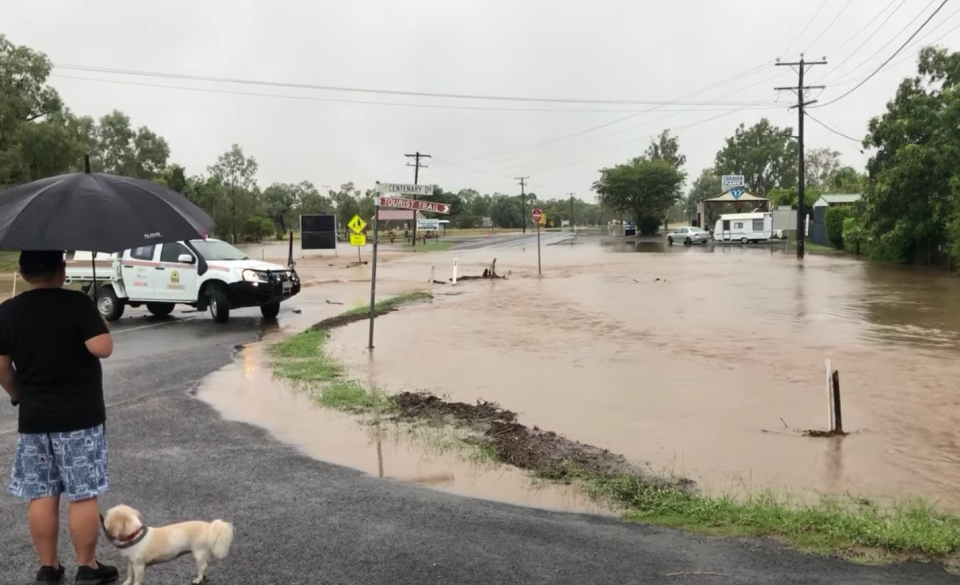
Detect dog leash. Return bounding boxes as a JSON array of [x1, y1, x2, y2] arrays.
[[99, 513, 149, 549]]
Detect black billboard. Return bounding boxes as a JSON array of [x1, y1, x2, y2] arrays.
[[300, 214, 337, 250]]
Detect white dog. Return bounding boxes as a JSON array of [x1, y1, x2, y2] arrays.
[[101, 504, 234, 585]]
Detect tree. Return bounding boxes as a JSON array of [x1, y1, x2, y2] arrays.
[[642, 129, 687, 170], [805, 147, 841, 190], [827, 166, 866, 193], [89, 110, 170, 179], [685, 168, 721, 217], [208, 144, 259, 243], [158, 164, 188, 193], [0, 35, 90, 186], [593, 158, 684, 231], [862, 46, 959, 265], [264, 181, 322, 235], [714, 119, 798, 195], [488, 196, 524, 228]]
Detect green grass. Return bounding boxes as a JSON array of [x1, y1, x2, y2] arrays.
[[0, 251, 18, 272], [342, 291, 433, 316], [562, 468, 960, 561], [320, 381, 395, 411]]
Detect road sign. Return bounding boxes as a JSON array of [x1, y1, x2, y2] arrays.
[[729, 187, 744, 200], [531, 208, 543, 223], [722, 175, 745, 191], [347, 215, 367, 234], [379, 183, 434, 197], [350, 233, 367, 246], [379, 196, 451, 214], [417, 219, 440, 231]]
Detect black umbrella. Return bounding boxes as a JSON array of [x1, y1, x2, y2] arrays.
[[0, 157, 215, 300], [0, 157, 213, 252]]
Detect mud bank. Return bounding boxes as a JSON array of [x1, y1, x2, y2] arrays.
[[391, 392, 687, 488]]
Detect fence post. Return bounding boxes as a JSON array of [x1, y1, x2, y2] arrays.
[[452, 258, 458, 285], [831, 370, 843, 435], [826, 359, 835, 431]]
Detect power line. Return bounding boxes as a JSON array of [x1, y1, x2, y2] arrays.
[[826, 2, 960, 86], [450, 63, 779, 166], [53, 62, 773, 106], [447, 72, 788, 170], [825, 0, 900, 56], [805, 111, 863, 144], [805, 0, 856, 53], [782, 0, 831, 58], [814, 0, 949, 108], [818, 0, 933, 84], [50, 74, 776, 114]]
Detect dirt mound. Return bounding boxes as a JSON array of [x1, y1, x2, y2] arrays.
[[390, 391, 690, 489], [311, 307, 397, 330]]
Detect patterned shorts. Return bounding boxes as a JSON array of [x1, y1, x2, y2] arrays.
[[7, 424, 109, 502]]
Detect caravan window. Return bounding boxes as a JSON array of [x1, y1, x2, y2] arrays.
[[734, 222, 743, 229], [753, 219, 764, 231]]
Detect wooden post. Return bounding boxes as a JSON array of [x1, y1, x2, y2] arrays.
[[826, 359, 835, 431], [831, 370, 843, 435]]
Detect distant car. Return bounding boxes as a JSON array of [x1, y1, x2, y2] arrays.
[[667, 226, 711, 245]]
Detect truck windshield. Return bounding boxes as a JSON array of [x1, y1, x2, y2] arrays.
[[189, 240, 249, 261]]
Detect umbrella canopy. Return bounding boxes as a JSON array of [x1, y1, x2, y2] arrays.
[[0, 163, 214, 252]]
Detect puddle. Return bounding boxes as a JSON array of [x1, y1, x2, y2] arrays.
[[196, 344, 607, 515]]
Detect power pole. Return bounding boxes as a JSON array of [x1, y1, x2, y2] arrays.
[[515, 176, 529, 233], [405, 151, 431, 246], [568, 193, 575, 228], [775, 55, 826, 259]]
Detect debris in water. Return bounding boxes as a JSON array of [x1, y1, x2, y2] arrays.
[[326, 300, 344, 305], [291, 308, 302, 314]]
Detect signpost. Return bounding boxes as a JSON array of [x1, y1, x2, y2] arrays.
[[348, 214, 367, 263], [368, 182, 450, 349], [532, 208, 543, 276], [721, 175, 745, 191]]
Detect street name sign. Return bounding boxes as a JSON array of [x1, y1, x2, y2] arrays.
[[417, 219, 441, 231], [379, 183, 434, 196], [379, 196, 451, 214]]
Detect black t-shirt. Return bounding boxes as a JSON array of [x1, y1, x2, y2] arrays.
[[0, 288, 109, 434]]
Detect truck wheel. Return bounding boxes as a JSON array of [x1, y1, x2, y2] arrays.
[[96, 286, 125, 322], [741, 237, 749, 244], [260, 302, 281, 319], [208, 286, 230, 324], [146, 302, 175, 317]]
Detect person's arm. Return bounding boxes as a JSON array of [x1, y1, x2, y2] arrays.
[[0, 355, 18, 405], [78, 294, 113, 358]]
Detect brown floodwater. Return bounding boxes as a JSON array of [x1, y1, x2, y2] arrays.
[[317, 238, 960, 508], [196, 344, 605, 514]]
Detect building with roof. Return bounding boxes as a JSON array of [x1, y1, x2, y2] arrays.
[[811, 194, 862, 247]]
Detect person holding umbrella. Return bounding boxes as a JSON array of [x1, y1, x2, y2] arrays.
[[0, 158, 214, 585], [0, 250, 119, 585]]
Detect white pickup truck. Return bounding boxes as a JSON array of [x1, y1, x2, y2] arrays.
[[65, 238, 301, 323]]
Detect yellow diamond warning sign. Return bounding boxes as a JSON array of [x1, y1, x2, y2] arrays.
[[347, 215, 367, 234]]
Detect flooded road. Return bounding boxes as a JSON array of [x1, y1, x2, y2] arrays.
[[318, 237, 960, 508]]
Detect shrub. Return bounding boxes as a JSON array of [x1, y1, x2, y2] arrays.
[[825, 206, 852, 249], [842, 217, 862, 254]]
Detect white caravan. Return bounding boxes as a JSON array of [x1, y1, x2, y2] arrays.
[[712, 212, 773, 243]]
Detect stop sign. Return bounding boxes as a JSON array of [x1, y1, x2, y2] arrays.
[[531, 208, 543, 223]]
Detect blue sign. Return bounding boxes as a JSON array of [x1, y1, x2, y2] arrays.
[[730, 188, 744, 200]]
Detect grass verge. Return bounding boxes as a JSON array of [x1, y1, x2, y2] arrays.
[[342, 291, 433, 317], [267, 303, 960, 567]]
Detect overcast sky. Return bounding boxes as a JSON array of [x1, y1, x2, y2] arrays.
[[4, 0, 958, 200]]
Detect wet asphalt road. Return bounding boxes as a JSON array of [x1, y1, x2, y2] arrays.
[[0, 305, 957, 584]]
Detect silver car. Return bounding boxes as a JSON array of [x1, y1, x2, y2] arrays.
[[667, 226, 711, 245]]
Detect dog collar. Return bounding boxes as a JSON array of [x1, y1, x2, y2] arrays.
[[99, 513, 149, 549]]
